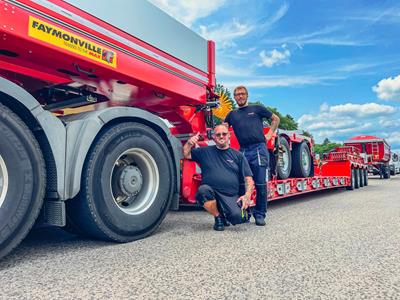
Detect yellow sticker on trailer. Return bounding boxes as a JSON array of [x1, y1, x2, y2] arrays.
[[28, 16, 117, 68]]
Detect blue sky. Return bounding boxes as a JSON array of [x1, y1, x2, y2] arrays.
[[149, 0, 400, 151]]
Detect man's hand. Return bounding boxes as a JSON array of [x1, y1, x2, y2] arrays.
[[187, 132, 201, 147], [183, 132, 201, 159], [265, 113, 280, 142], [237, 195, 251, 210], [264, 131, 273, 142]]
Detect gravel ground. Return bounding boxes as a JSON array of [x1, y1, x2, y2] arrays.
[[0, 176, 399, 299]]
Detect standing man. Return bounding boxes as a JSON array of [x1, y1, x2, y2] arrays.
[[183, 124, 254, 231], [225, 86, 280, 226]]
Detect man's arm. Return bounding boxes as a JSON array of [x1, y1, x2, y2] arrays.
[[183, 132, 200, 159], [238, 176, 254, 209], [264, 113, 280, 141]]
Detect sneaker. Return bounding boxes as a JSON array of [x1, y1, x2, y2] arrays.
[[254, 216, 266, 226], [213, 216, 225, 231]]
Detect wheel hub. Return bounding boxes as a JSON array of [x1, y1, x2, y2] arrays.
[[119, 165, 143, 196], [110, 148, 159, 214], [0, 154, 9, 208]]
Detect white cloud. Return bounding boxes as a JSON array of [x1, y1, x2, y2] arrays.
[[148, 0, 226, 27], [386, 131, 400, 144], [258, 47, 291, 68], [236, 47, 256, 55], [373, 74, 400, 101], [330, 102, 397, 117], [216, 63, 252, 77], [264, 26, 372, 47], [199, 20, 252, 49], [221, 75, 322, 89], [298, 102, 398, 144], [379, 119, 400, 128], [259, 2, 289, 31], [320, 102, 329, 112]]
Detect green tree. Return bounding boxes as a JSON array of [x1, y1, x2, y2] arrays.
[[313, 139, 342, 157], [248, 102, 298, 130]]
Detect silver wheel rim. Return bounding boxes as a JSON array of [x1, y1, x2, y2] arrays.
[[0, 154, 9, 208], [110, 148, 159, 215], [280, 150, 290, 173], [302, 148, 310, 172]]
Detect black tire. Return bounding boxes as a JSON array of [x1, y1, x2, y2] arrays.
[[382, 166, 390, 179], [66, 122, 174, 242], [277, 137, 291, 180], [354, 168, 360, 189], [359, 168, 364, 187], [290, 141, 312, 178], [346, 168, 355, 190], [363, 169, 368, 186], [0, 103, 46, 259]]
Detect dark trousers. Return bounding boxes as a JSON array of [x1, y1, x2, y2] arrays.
[[241, 143, 269, 219], [196, 184, 248, 225]]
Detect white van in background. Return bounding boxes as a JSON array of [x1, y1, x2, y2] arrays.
[[389, 152, 400, 175]]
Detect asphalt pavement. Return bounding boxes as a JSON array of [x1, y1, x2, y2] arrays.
[[0, 176, 399, 299]]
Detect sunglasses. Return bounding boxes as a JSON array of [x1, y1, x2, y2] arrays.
[[215, 132, 228, 137], [234, 92, 247, 97]]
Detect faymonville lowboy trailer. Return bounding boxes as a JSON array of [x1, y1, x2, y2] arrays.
[[0, 0, 367, 260]]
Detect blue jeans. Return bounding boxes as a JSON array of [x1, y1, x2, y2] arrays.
[[241, 143, 269, 219]]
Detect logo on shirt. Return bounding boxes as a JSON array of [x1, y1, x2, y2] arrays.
[[248, 112, 255, 116], [226, 159, 234, 163]]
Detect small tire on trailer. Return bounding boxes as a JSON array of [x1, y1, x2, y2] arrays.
[[359, 168, 364, 187], [0, 103, 46, 260], [363, 168, 368, 186], [290, 141, 312, 178], [276, 137, 291, 180], [346, 167, 356, 190], [65, 122, 174, 242]]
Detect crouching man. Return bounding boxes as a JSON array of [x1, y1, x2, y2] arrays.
[[183, 124, 254, 231]]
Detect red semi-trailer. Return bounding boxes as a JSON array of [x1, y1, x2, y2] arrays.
[[0, 0, 367, 260], [344, 135, 391, 179]]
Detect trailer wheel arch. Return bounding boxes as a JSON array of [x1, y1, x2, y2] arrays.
[[0, 78, 66, 199]]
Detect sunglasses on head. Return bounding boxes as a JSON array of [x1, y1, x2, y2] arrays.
[[215, 132, 228, 137]]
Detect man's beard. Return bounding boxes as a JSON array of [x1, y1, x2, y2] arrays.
[[237, 100, 247, 107]]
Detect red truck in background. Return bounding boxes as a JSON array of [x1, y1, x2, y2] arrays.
[[0, 0, 367, 260], [344, 135, 391, 179]]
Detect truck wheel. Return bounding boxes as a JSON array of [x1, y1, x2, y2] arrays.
[[66, 122, 173, 242], [0, 103, 46, 259], [346, 168, 355, 190], [277, 137, 291, 179], [359, 168, 364, 187], [363, 169, 368, 186], [290, 141, 312, 178], [383, 166, 389, 179], [354, 168, 360, 189]]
